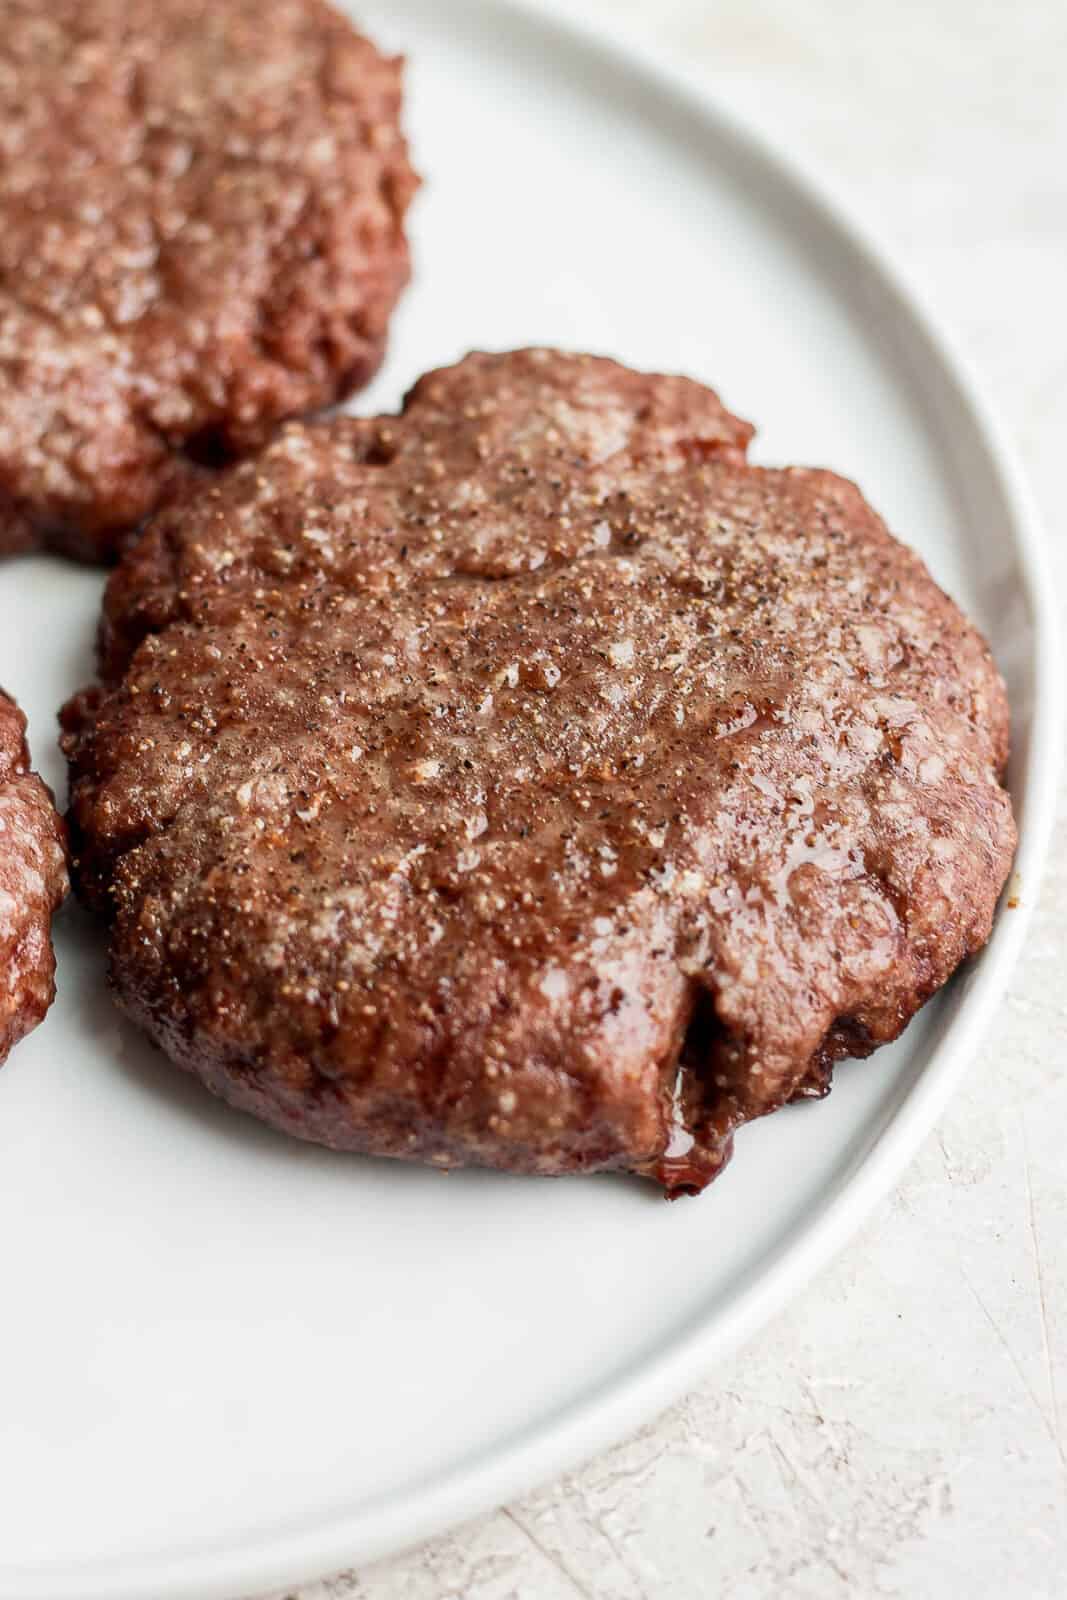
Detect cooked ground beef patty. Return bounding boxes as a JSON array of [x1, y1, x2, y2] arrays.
[[0, 691, 68, 1066], [0, 0, 416, 561], [62, 350, 1015, 1193]]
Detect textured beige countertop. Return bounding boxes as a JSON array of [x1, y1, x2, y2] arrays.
[[278, 2, 1067, 1594]]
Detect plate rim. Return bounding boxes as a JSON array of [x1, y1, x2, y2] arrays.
[[5, 2, 1060, 1596]]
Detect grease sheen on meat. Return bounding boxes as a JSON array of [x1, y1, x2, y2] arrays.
[[0, 0, 416, 560], [0, 692, 68, 1065], [63, 351, 1015, 1193]]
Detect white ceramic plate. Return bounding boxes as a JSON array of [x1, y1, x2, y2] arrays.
[[0, 4, 1058, 1597]]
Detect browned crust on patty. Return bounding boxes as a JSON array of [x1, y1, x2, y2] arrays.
[[0, 692, 68, 1066], [62, 350, 1015, 1192], [0, 0, 417, 561]]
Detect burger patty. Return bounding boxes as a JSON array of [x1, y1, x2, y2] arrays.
[[0, 691, 68, 1066], [0, 0, 416, 561], [63, 350, 1016, 1193]]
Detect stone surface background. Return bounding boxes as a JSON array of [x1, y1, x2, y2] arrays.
[[274, 2, 1067, 1594]]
